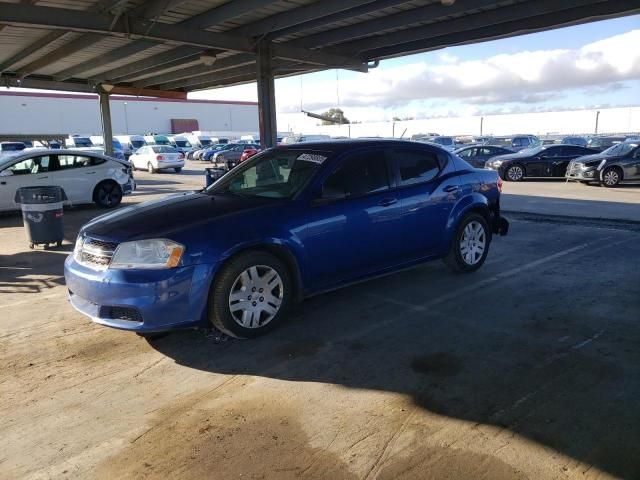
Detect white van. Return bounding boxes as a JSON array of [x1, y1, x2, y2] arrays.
[[115, 135, 146, 156], [169, 136, 193, 154], [144, 134, 172, 146], [185, 134, 213, 149]]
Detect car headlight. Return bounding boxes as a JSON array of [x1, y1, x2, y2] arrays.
[[110, 239, 184, 269], [73, 235, 83, 260], [490, 160, 503, 167]]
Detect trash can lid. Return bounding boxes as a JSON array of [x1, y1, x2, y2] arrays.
[[15, 186, 67, 204]]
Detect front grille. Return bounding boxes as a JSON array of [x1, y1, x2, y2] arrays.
[[99, 306, 143, 323], [77, 236, 118, 270], [568, 162, 582, 175]]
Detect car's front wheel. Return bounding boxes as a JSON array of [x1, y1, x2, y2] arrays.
[[209, 251, 292, 338], [93, 180, 123, 208], [505, 164, 525, 181], [443, 213, 491, 273], [601, 167, 622, 187]]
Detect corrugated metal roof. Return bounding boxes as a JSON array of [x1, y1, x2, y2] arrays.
[[0, 0, 637, 94]]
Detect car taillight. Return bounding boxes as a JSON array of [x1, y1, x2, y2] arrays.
[[156, 155, 164, 160], [497, 176, 503, 193]]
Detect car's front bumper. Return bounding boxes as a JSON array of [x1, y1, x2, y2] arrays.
[[565, 167, 598, 182], [64, 255, 217, 332]]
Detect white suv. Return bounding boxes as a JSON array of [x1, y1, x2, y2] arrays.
[[0, 150, 135, 212]]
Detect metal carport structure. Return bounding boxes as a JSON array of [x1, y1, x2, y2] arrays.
[[1, 0, 638, 152]]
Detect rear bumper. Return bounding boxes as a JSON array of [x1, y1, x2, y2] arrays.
[[491, 208, 509, 236], [156, 160, 185, 169]]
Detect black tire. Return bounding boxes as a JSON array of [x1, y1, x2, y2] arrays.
[[174, 167, 182, 173], [443, 213, 491, 273], [505, 163, 525, 182], [579, 181, 591, 185], [209, 251, 292, 339], [93, 180, 123, 208], [601, 167, 622, 188]]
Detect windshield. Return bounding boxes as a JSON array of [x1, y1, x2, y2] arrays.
[[74, 138, 93, 147], [208, 149, 328, 199], [175, 140, 192, 147], [131, 140, 145, 148], [1, 143, 26, 152], [154, 137, 171, 145], [602, 142, 638, 156], [200, 139, 212, 147], [435, 137, 453, 146]]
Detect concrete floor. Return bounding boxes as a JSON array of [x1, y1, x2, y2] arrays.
[[1, 161, 639, 479]]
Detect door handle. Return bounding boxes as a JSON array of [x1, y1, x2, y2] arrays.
[[378, 198, 397, 207], [0, 181, 6, 185], [85, 171, 96, 175], [37, 176, 48, 179], [443, 185, 458, 193]]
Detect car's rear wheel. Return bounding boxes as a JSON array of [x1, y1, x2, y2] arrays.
[[209, 251, 292, 338], [93, 180, 123, 208], [147, 162, 156, 174], [505, 164, 525, 181], [174, 167, 182, 173], [601, 167, 622, 187], [443, 213, 491, 273]]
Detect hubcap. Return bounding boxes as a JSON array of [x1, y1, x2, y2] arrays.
[[508, 165, 523, 181], [98, 184, 121, 206], [604, 170, 618, 185], [460, 220, 486, 266], [228, 265, 283, 329]]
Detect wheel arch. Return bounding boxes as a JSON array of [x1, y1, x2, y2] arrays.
[[601, 164, 624, 181], [443, 194, 492, 250], [92, 178, 120, 202]]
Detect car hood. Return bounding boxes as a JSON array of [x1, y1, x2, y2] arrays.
[[81, 191, 279, 242], [574, 152, 622, 165], [489, 152, 526, 162]]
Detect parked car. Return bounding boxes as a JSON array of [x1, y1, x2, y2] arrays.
[[201, 144, 233, 162], [561, 136, 588, 147], [0, 141, 27, 159], [129, 145, 184, 173], [240, 147, 259, 162], [454, 145, 514, 168], [89, 136, 126, 161], [420, 136, 456, 151], [485, 144, 597, 181], [0, 149, 134, 211], [186, 134, 213, 149], [115, 135, 147, 158], [209, 143, 258, 169], [586, 136, 626, 152], [566, 141, 640, 187], [65, 136, 95, 149], [487, 135, 540, 152], [64, 140, 508, 338], [169, 136, 193, 155]]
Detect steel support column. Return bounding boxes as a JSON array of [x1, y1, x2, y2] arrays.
[[98, 88, 114, 156], [256, 42, 277, 149]]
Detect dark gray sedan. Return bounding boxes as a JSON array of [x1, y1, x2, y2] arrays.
[[454, 145, 514, 168], [566, 141, 640, 187]]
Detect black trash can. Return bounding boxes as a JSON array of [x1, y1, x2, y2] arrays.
[[14, 186, 67, 249], [204, 167, 226, 188]]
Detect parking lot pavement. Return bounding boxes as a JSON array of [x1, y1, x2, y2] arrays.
[[1, 167, 639, 479], [501, 179, 640, 222]]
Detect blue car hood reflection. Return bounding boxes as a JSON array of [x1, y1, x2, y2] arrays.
[[82, 192, 278, 241]]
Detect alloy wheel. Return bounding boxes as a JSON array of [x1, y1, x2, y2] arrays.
[[228, 265, 283, 328], [460, 220, 486, 266], [97, 183, 121, 207], [507, 165, 524, 181], [603, 170, 619, 186]]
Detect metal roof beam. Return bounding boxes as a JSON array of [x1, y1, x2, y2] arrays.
[[53, 0, 276, 81], [359, 0, 640, 59], [232, 0, 377, 38], [157, 64, 262, 91], [0, 75, 95, 93], [264, 0, 411, 40], [18, 33, 105, 76], [133, 53, 255, 87], [295, 0, 502, 48], [0, 31, 68, 74], [95, 46, 201, 81]]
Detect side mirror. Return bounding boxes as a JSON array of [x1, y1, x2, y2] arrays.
[[0, 169, 13, 177]]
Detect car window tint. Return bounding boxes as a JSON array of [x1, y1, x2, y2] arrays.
[[545, 147, 565, 157], [392, 149, 440, 186], [9, 156, 50, 174], [479, 147, 493, 155], [324, 151, 389, 198], [457, 148, 472, 158]]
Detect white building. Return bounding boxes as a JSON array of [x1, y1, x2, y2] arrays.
[[0, 91, 259, 137]]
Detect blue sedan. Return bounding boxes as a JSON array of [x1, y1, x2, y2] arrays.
[[64, 140, 508, 338]]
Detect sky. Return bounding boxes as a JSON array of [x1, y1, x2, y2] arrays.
[[190, 15, 640, 132]]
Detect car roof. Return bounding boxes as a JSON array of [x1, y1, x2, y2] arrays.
[[0, 149, 125, 168], [273, 139, 432, 153]]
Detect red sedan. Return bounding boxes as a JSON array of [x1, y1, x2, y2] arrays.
[[240, 147, 259, 162]]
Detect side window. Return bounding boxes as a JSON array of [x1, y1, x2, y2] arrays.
[[8, 156, 50, 174], [512, 138, 524, 147], [392, 149, 440, 186], [479, 147, 493, 156], [545, 147, 564, 157], [457, 148, 473, 158], [322, 151, 389, 199]]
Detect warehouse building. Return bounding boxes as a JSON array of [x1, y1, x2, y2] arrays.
[[0, 91, 259, 138]]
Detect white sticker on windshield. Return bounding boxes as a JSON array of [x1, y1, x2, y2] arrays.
[[298, 153, 327, 164]]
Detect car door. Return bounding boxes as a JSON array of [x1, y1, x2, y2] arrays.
[[0, 155, 53, 210], [389, 147, 459, 259], [52, 154, 98, 203], [548, 146, 579, 177], [302, 148, 404, 288], [622, 145, 640, 180]]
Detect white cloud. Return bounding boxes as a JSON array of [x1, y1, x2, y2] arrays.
[[273, 29, 640, 112]]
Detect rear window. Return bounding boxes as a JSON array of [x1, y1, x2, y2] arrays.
[[175, 140, 191, 147], [152, 146, 178, 153]]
